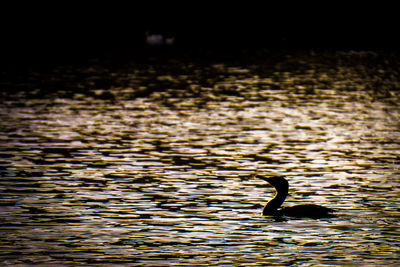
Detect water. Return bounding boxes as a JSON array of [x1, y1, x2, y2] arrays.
[[1, 50, 400, 266]]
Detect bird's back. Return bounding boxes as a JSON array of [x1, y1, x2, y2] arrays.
[[280, 204, 335, 218]]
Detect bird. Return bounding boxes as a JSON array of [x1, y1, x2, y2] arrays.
[[258, 175, 335, 218]]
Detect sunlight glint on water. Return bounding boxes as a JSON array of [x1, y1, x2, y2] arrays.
[[0, 51, 399, 265]]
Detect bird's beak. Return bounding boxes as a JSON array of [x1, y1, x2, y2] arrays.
[[254, 175, 274, 186], [255, 175, 272, 182]]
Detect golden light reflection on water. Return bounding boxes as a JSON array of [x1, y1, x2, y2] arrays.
[[0, 51, 400, 265]]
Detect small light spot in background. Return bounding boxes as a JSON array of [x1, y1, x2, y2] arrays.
[[146, 32, 175, 46]]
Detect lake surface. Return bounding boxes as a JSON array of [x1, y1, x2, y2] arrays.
[[1, 50, 400, 266]]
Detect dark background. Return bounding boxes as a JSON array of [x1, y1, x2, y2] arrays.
[[1, 3, 398, 66]]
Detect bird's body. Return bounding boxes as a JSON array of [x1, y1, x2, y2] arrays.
[[260, 175, 335, 218], [266, 204, 335, 218]]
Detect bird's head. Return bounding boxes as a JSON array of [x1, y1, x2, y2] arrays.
[[255, 175, 289, 192]]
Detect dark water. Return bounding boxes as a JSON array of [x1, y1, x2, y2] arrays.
[[1, 50, 400, 266]]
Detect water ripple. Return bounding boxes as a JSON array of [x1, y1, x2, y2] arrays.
[[1, 51, 400, 266]]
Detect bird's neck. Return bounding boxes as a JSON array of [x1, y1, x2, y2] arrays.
[[263, 187, 288, 215]]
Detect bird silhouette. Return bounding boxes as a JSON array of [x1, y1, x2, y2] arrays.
[[258, 175, 335, 218]]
